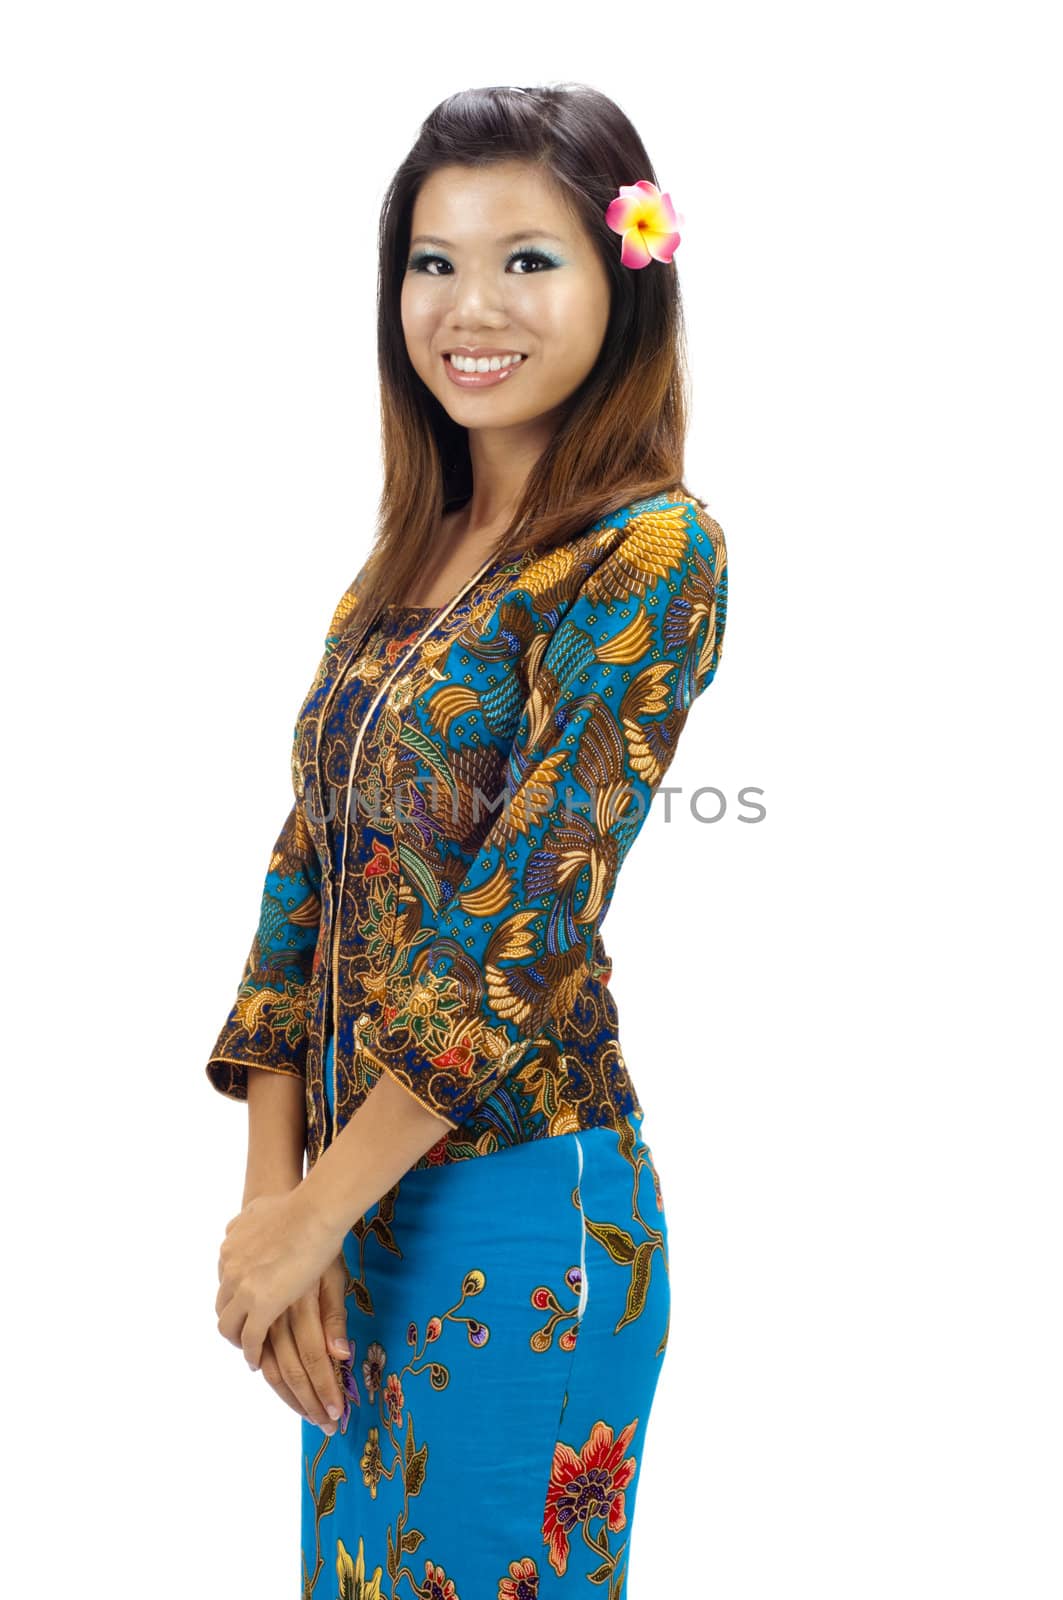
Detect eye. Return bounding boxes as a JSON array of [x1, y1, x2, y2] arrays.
[[406, 254, 450, 276], [405, 248, 560, 276], [506, 249, 558, 274]]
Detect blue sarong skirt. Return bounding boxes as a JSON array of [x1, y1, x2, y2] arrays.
[[300, 1034, 672, 1597]]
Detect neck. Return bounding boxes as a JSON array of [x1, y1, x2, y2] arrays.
[[461, 412, 559, 530]]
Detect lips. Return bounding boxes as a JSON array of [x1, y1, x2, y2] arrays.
[[442, 352, 529, 389]]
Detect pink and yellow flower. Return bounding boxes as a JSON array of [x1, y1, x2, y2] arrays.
[[604, 180, 682, 269]]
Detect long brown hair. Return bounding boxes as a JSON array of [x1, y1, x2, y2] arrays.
[[354, 81, 705, 622]]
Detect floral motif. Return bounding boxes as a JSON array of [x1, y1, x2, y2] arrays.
[[414, 1561, 461, 1599], [497, 1556, 540, 1598], [362, 1339, 386, 1401], [382, 1371, 405, 1429], [335, 1535, 384, 1599], [301, 1128, 669, 1594], [529, 1268, 582, 1353], [604, 179, 682, 268], [360, 1426, 384, 1499], [542, 1418, 639, 1577]]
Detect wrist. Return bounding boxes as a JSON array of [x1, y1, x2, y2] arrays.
[[296, 1145, 368, 1241], [292, 1161, 351, 1256], [242, 1162, 304, 1209]]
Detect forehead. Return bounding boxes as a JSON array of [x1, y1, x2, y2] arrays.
[[410, 162, 576, 243]]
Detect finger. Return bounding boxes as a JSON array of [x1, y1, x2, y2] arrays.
[[319, 1259, 352, 1360], [258, 1333, 312, 1422], [241, 1316, 266, 1372], [291, 1292, 346, 1424], [216, 1297, 246, 1353], [218, 1292, 259, 1367], [270, 1313, 338, 1433]]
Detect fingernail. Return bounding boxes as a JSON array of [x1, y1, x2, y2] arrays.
[[326, 1402, 342, 1421], [332, 1339, 351, 1357]]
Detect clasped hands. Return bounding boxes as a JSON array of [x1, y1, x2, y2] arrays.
[[216, 1183, 352, 1434]]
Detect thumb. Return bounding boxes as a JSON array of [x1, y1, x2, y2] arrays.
[[319, 1258, 351, 1360]]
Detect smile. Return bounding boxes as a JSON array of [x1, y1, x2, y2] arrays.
[[443, 352, 528, 389]]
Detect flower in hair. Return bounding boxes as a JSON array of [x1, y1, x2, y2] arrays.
[[604, 180, 682, 269]]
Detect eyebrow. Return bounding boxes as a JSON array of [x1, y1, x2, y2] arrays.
[[408, 230, 567, 249]]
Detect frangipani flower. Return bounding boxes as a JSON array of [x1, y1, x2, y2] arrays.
[[604, 179, 682, 269]]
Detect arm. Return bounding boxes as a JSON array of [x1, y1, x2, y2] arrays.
[[217, 1068, 451, 1369], [298, 1068, 451, 1233], [243, 1067, 307, 1204], [358, 496, 729, 1127]]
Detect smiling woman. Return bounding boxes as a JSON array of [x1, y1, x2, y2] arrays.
[[204, 80, 729, 1599], [399, 160, 613, 483], [343, 81, 704, 625]]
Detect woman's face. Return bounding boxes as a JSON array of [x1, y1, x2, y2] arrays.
[[400, 161, 611, 437]]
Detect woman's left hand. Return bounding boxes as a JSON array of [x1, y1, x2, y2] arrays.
[[215, 1187, 344, 1370]]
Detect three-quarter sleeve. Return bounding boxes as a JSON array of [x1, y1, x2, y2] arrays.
[[358, 497, 728, 1127], [205, 800, 323, 1099], [204, 562, 372, 1101]]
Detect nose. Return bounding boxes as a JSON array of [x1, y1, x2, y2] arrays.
[[442, 267, 511, 330]]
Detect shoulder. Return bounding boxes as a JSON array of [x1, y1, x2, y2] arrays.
[[559, 491, 726, 619], [511, 491, 727, 657], [323, 559, 373, 651], [517, 492, 725, 616], [606, 491, 726, 594], [523, 492, 727, 694]]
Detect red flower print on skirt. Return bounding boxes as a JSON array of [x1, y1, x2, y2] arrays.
[[541, 1417, 638, 1575]]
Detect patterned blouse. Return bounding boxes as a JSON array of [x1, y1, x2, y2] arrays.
[[206, 493, 729, 1171]]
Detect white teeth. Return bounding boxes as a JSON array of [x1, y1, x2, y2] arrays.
[[448, 352, 525, 373]]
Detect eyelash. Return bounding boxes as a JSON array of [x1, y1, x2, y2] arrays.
[[406, 248, 559, 276]]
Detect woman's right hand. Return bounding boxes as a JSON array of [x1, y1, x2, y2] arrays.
[[255, 1251, 352, 1434]]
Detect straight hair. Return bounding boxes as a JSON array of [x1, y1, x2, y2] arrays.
[[353, 81, 707, 624]]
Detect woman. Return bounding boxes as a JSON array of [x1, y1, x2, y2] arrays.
[[210, 82, 728, 1596]]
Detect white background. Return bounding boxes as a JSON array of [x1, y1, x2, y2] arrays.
[[4, 3, 1059, 1595]]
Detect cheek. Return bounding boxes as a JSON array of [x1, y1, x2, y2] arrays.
[[516, 281, 607, 372], [400, 284, 435, 349]]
